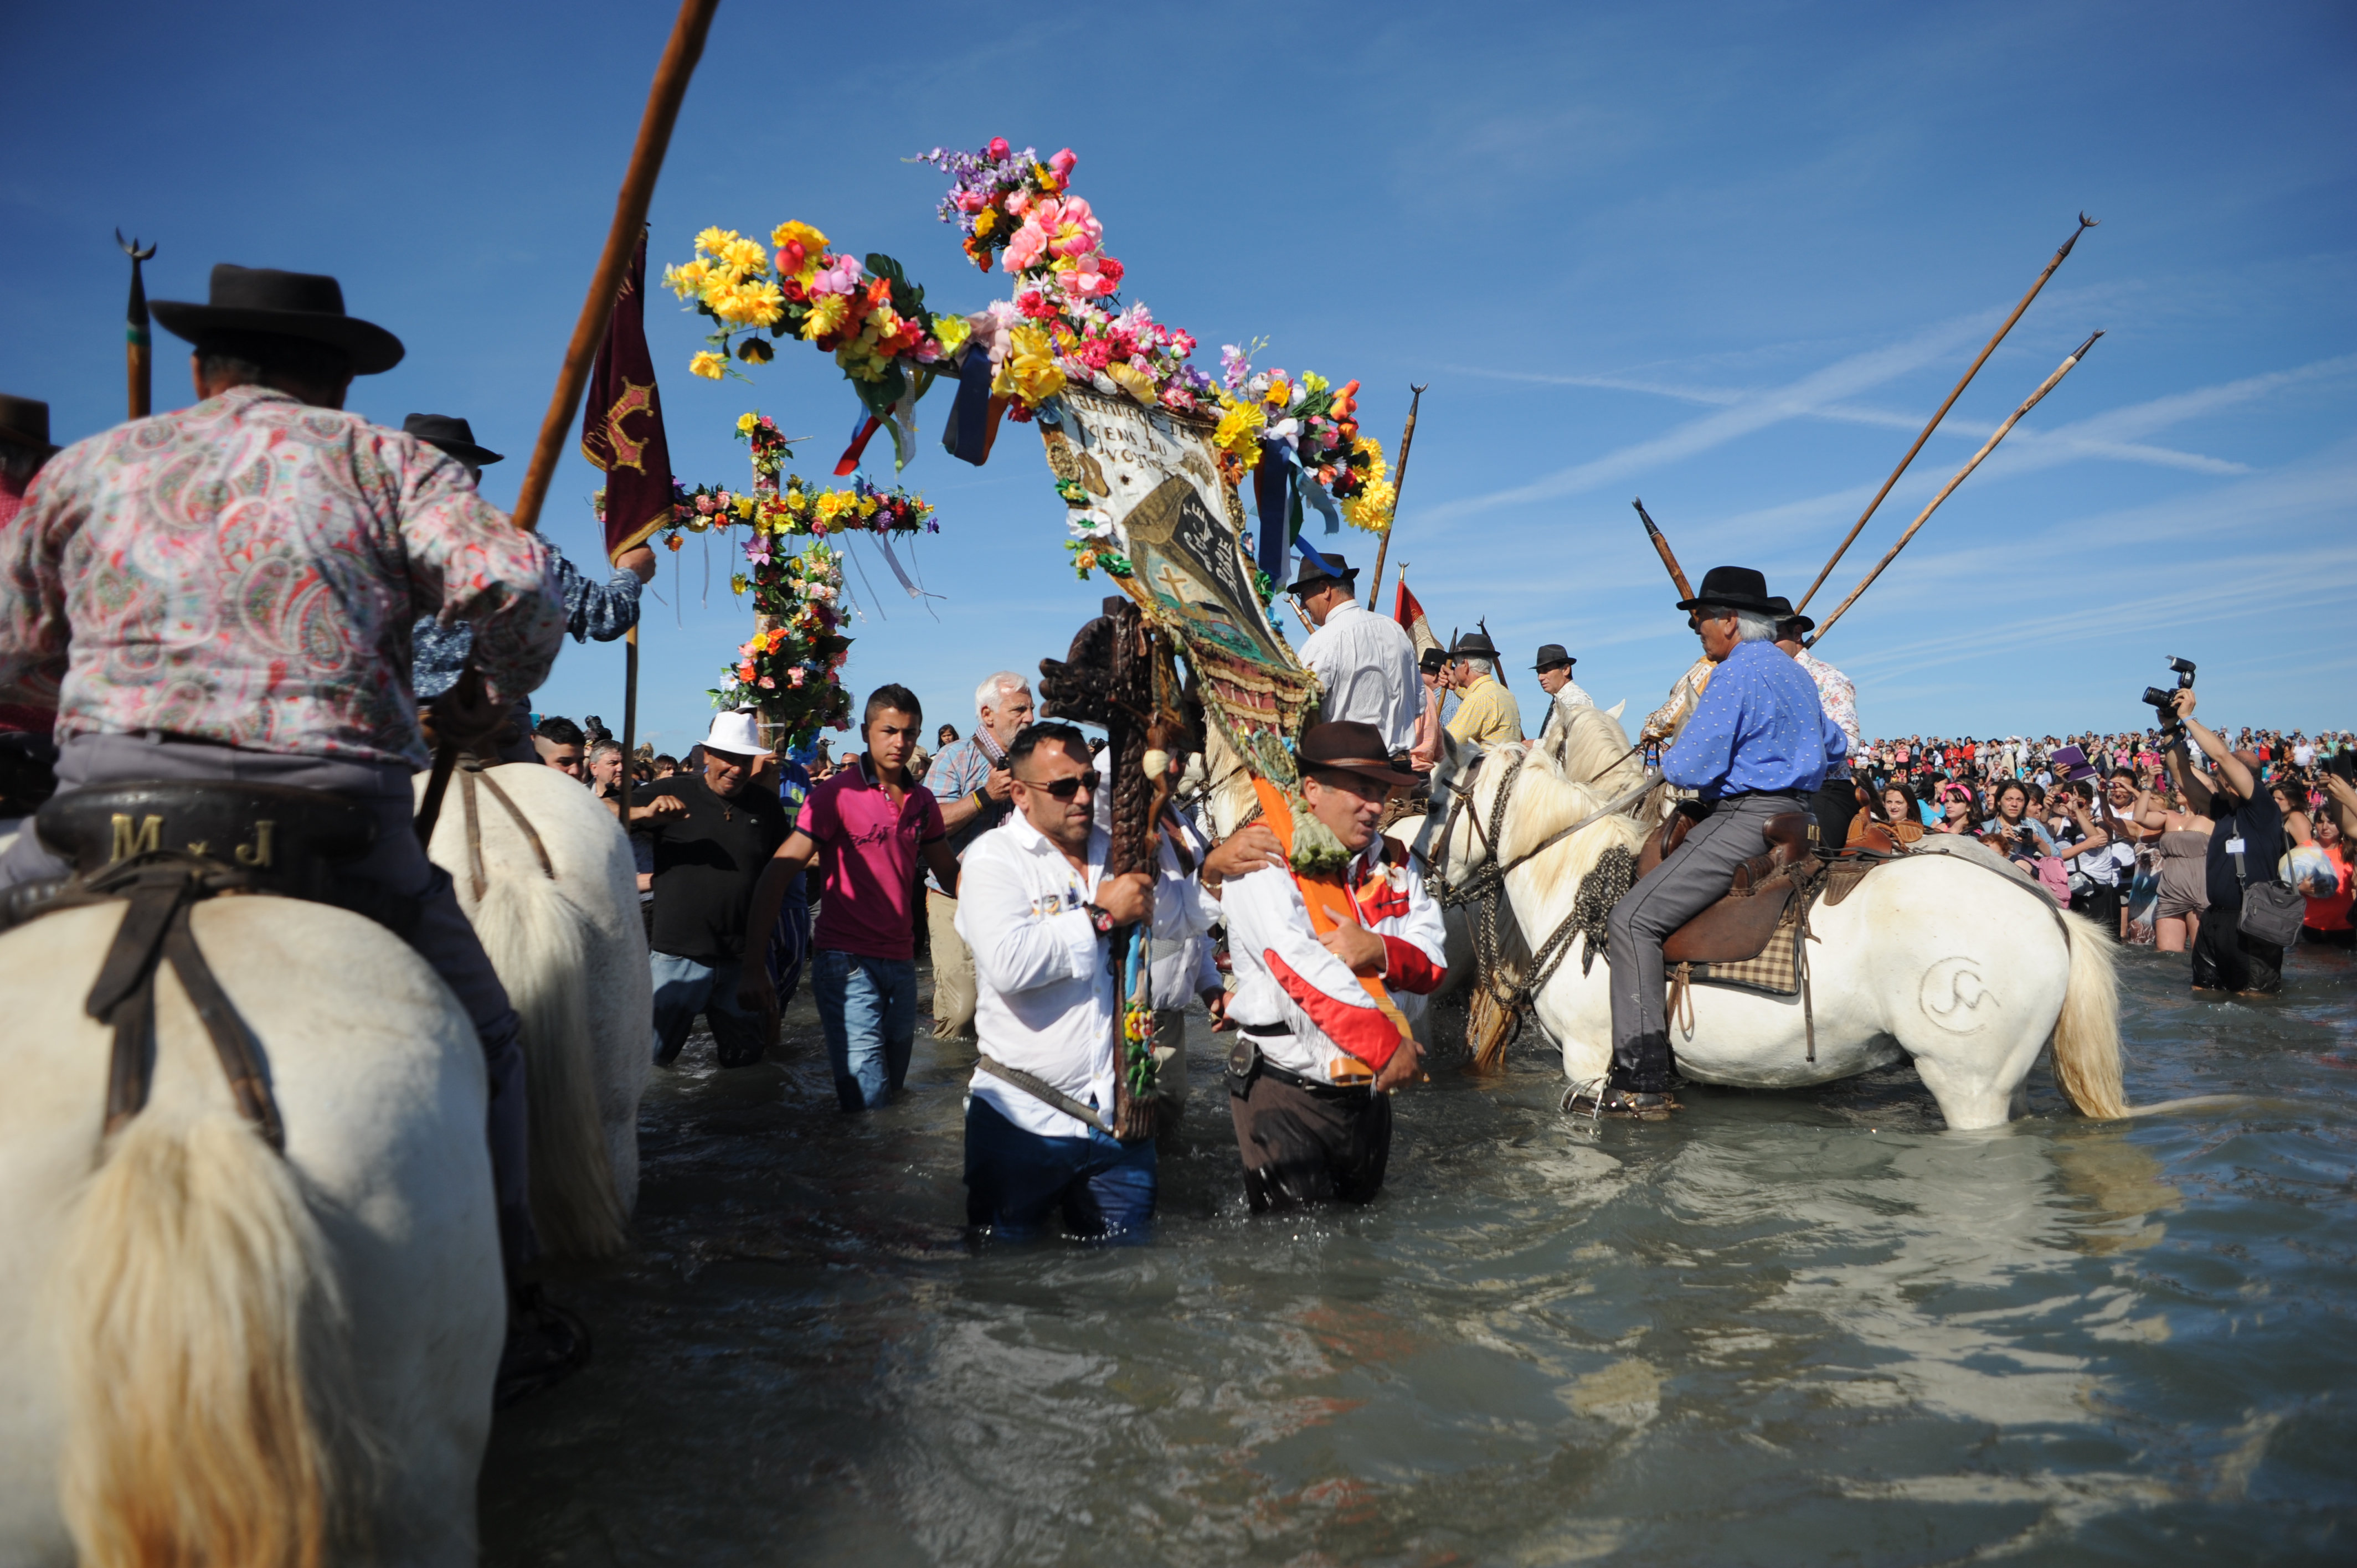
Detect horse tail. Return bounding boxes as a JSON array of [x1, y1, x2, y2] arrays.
[[2049, 907, 2128, 1120], [477, 869, 627, 1258], [56, 1106, 359, 1568]]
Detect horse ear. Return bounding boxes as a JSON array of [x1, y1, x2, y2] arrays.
[[1606, 699, 1627, 721]]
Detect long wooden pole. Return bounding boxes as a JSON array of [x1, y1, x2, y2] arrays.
[[1366, 384, 1428, 609], [510, 0, 721, 533], [1632, 497, 1694, 601], [1793, 213, 2099, 614], [619, 628, 639, 821], [1808, 330, 2102, 647]]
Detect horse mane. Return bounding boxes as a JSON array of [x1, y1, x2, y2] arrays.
[[1541, 701, 1648, 795], [1491, 743, 1648, 906]]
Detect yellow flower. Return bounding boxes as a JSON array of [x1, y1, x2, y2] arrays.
[[769, 221, 828, 281], [856, 494, 879, 517], [661, 259, 710, 300], [689, 350, 725, 380], [932, 313, 972, 355], [722, 236, 768, 275], [815, 491, 852, 523], [992, 322, 1067, 406], [712, 278, 784, 328], [1264, 376, 1291, 409], [695, 226, 738, 258], [1104, 362, 1156, 405], [1213, 396, 1267, 457], [737, 412, 758, 435], [784, 488, 804, 509], [801, 293, 852, 341], [733, 495, 755, 520], [1343, 477, 1398, 533], [1354, 436, 1387, 483], [973, 209, 997, 239], [1300, 372, 1329, 396]]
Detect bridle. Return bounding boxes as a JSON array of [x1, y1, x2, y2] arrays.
[[1423, 737, 1659, 1043]]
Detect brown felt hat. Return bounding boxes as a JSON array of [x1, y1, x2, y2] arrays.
[[1298, 720, 1420, 789]]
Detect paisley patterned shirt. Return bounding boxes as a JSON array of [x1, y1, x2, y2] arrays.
[[0, 385, 563, 769], [1793, 648, 1860, 777]]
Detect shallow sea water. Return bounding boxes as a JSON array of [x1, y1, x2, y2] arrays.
[[482, 938, 2356, 1566]]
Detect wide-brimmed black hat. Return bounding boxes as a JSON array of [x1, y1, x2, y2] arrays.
[[0, 394, 55, 455], [1286, 551, 1359, 596], [404, 413, 503, 468], [1418, 646, 1448, 675], [1299, 720, 1421, 789], [1449, 625, 1500, 659], [152, 264, 405, 375], [1676, 565, 1780, 616], [1533, 642, 1575, 671], [1768, 597, 1815, 637]]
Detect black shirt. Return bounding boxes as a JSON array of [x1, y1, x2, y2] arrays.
[[2205, 785, 2286, 911], [642, 774, 791, 963]]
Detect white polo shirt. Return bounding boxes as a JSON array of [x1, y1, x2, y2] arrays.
[[1296, 600, 1421, 753]]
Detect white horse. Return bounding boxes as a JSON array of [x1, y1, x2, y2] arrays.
[[1422, 704, 2128, 1129], [0, 896, 504, 1566], [415, 763, 650, 1259]]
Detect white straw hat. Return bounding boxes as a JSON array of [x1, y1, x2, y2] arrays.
[[702, 709, 771, 758]]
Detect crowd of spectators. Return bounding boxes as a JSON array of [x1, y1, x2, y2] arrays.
[[1853, 719, 2355, 963]]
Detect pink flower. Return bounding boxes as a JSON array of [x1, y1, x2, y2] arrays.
[[953, 189, 986, 214], [1006, 188, 1033, 218], [759, 677, 776, 689], [1003, 217, 1049, 274], [810, 253, 863, 296], [1078, 338, 1114, 371], [789, 667, 806, 687], [1049, 147, 1077, 181], [988, 136, 1010, 159], [1041, 197, 1101, 260]]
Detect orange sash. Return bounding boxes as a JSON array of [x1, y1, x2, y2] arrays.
[[1250, 777, 1413, 1075]]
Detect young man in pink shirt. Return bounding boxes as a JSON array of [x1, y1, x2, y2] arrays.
[[743, 684, 962, 1110]]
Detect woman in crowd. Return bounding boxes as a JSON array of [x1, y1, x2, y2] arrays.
[[1849, 780, 1926, 846], [2302, 811, 2354, 948], [1929, 781, 1976, 835], [2137, 780, 2216, 955]]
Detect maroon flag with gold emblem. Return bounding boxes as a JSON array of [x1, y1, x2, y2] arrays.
[[580, 228, 674, 562]]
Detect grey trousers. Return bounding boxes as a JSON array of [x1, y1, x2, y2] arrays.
[[1604, 792, 1791, 1094], [1, 732, 537, 1275]]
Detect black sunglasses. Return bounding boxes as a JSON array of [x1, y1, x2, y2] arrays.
[[1023, 772, 1098, 801]]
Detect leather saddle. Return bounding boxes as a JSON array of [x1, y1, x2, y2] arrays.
[[35, 781, 375, 894], [1660, 809, 1818, 965]]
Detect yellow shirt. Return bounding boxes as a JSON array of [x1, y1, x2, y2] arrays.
[[1445, 673, 1524, 746]]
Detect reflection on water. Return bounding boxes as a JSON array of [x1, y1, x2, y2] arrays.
[[482, 943, 2357, 1565]]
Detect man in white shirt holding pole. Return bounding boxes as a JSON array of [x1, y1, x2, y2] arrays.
[[1290, 553, 1420, 756]]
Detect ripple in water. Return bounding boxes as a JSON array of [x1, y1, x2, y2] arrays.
[[483, 941, 2357, 1565]]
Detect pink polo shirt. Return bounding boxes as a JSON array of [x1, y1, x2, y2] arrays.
[[796, 755, 946, 961]]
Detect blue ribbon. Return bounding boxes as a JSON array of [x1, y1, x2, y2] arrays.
[[941, 350, 997, 466]]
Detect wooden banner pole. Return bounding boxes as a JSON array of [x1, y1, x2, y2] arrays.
[[510, 0, 722, 533], [1366, 383, 1427, 610]]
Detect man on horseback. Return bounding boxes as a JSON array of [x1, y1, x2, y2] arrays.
[[1589, 566, 1849, 1119], [0, 264, 574, 1384]]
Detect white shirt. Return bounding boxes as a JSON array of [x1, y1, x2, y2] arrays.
[[1147, 807, 1223, 1009], [956, 808, 1118, 1139], [1535, 681, 1596, 742], [1219, 832, 1450, 1085], [1296, 600, 1421, 752]]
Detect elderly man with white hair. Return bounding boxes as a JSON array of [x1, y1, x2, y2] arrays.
[[920, 670, 1037, 1041]]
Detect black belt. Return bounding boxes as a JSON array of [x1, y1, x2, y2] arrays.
[[1715, 787, 1811, 803], [1226, 1029, 1373, 1098]]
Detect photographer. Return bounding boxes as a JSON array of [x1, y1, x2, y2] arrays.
[[2165, 690, 2293, 996], [2053, 780, 2121, 938]]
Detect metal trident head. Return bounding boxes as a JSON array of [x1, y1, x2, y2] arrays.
[[115, 228, 156, 263]]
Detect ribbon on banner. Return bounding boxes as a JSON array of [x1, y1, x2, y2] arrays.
[[1253, 438, 1291, 579], [941, 349, 1007, 466], [834, 407, 883, 476], [874, 533, 937, 600]]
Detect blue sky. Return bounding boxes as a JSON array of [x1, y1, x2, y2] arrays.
[[5, 1, 2351, 749]]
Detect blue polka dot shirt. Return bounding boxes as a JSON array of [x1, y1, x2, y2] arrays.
[[1663, 641, 1849, 801]]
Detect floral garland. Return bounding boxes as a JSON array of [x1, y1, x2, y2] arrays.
[[662, 225, 969, 425], [917, 138, 1213, 417], [1209, 345, 1377, 502], [709, 539, 854, 745]]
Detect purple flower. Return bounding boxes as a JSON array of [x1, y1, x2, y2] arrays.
[[743, 535, 772, 566]]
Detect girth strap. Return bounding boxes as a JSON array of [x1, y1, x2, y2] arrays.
[[460, 765, 554, 902]]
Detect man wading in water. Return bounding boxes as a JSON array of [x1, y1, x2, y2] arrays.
[[1217, 720, 1450, 1209]]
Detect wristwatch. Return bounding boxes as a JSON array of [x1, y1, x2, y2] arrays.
[[1083, 901, 1116, 936]]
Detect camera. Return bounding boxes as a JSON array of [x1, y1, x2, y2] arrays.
[[2140, 656, 2196, 735]]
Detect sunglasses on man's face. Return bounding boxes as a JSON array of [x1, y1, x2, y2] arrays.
[[1021, 772, 1098, 801]]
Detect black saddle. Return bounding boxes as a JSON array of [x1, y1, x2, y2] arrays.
[[35, 780, 375, 901]]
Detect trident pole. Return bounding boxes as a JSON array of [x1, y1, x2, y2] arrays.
[[1809, 331, 2103, 647], [1794, 214, 2099, 613], [116, 230, 156, 420], [1366, 384, 1427, 609]]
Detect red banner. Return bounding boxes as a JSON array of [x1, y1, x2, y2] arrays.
[[580, 229, 675, 563]]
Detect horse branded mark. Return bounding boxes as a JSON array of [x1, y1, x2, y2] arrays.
[[1918, 956, 1999, 1034]]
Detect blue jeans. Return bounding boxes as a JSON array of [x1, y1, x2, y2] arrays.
[[811, 948, 917, 1111], [964, 1097, 1157, 1242], [650, 951, 770, 1069]]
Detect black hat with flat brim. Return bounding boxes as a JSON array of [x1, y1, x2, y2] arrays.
[[1676, 564, 1781, 616], [1418, 646, 1448, 675], [1286, 551, 1360, 597], [0, 393, 56, 455], [1450, 626, 1500, 659], [404, 413, 503, 468], [1299, 720, 1421, 790], [1533, 642, 1575, 671], [152, 264, 405, 376]]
